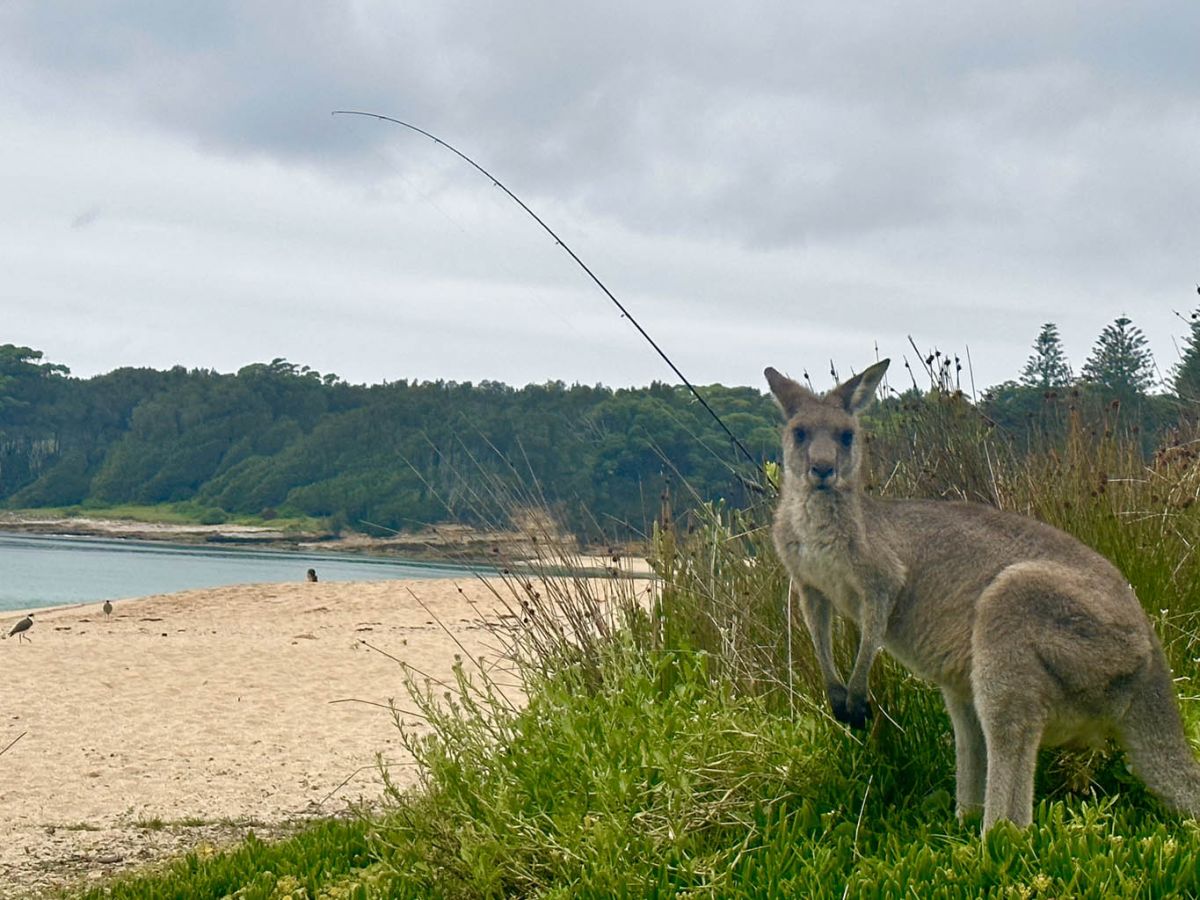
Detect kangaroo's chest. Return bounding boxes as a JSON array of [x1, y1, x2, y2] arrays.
[[786, 534, 866, 620]]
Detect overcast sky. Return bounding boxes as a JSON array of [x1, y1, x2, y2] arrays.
[[3, 2, 1198, 394]]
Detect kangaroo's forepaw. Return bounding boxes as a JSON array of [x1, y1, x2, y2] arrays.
[[828, 686, 872, 729], [827, 683, 848, 714]]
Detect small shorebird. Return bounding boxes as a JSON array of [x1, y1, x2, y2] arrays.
[[8, 614, 33, 643], [102, 600, 113, 618], [306, 568, 319, 583]]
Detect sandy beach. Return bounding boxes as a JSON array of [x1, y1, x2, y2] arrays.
[[0, 577, 518, 897]]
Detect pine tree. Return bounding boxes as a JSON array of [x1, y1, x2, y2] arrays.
[[1170, 308, 1200, 403], [1019, 323, 1072, 389], [1080, 315, 1156, 399]]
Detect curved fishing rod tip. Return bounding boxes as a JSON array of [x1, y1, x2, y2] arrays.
[[319, 107, 767, 478]]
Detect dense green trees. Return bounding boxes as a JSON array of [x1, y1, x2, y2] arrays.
[[983, 315, 1176, 453], [4, 310, 1199, 541], [0, 351, 778, 539]]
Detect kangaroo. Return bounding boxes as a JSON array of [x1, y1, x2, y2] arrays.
[[766, 358, 1200, 832]]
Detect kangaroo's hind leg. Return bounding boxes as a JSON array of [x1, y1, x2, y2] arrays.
[[972, 640, 1046, 830], [970, 561, 1143, 831], [975, 690, 1045, 831], [971, 570, 1056, 831]]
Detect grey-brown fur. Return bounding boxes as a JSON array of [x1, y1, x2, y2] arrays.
[[766, 358, 1200, 832]]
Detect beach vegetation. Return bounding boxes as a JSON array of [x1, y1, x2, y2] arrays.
[[64, 817, 376, 900]]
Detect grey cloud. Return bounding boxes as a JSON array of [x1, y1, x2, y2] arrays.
[[3, 1, 1199, 392], [70, 206, 102, 229], [8, 4, 1196, 172]]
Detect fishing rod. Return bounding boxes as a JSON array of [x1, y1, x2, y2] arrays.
[[332, 110, 766, 480]]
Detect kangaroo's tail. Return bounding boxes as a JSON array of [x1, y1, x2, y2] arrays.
[[1117, 645, 1200, 817]]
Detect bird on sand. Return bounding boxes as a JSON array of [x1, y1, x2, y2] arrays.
[[306, 568, 319, 583], [102, 600, 113, 618], [7, 614, 33, 643]]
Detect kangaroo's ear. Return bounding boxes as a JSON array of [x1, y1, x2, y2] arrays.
[[764, 366, 815, 417], [827, 359, 890, 414]]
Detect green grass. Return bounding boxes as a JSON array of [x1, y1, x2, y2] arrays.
[[375, 642, 834, 896], [58, 396, 1200, 898], [62, 818, 380, 900], [66, 655, 1200, 898]]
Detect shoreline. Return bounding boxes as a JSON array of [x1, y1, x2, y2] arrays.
[[0, 511, 315, 545], [0, 510, 592, 563]]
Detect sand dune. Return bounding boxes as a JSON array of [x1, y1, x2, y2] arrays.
[[0, 577, 514, 896]]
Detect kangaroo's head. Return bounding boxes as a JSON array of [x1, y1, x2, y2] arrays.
[[764, 359, 890, 495]]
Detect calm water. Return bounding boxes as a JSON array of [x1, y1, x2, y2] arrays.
[[0, 531, 481, 613]]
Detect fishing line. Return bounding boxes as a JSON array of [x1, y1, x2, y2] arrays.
[[332, 110, 766, 480], [392, 154, 588, 344]]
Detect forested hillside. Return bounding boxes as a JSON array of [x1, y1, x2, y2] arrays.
[[0, 345, 780, 539], [3, 312, 1197, 541]]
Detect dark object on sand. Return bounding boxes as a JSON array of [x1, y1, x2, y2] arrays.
[[103, 600, 113, 617], [306, 568, 319, 583]]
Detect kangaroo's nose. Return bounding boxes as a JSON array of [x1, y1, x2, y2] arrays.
[[810, 464, 835, 482]]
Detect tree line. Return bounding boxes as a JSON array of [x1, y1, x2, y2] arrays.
[[0, 348, 780, 539], [2, 310, 1198, 539], [978, 315, 1194, 451]]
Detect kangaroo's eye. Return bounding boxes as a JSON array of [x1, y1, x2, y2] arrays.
[[792, 426, 808, 444], [840, 430, 854, 448]]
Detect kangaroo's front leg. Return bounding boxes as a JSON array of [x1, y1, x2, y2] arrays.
[[795, 582, 853, 722], [840, 585, 893, 729]]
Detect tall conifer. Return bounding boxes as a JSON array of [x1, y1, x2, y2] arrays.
[[1019, 323, 1072, 389], [1080, 315, 1155, 399], [1170, 308, 1200, 403]]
